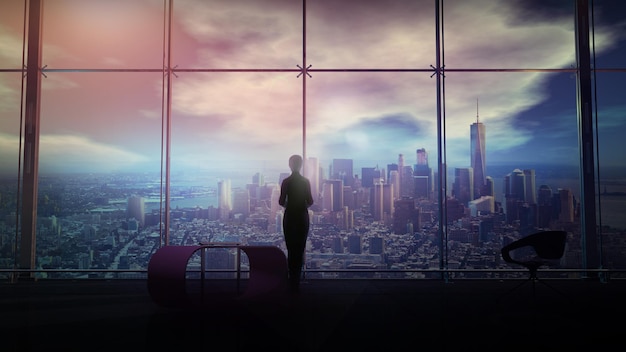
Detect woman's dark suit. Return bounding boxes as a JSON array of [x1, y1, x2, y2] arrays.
[[279, 171, 313, 292]]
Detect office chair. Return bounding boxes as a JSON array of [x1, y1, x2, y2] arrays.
[[500, 230, 568, 299]]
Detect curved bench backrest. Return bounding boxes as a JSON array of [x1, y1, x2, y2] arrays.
[[147, 245, 202, 308]]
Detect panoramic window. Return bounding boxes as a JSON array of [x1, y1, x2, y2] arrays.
[[0, 0, 26, 273], [591, 0, 626, 270], [0, 0, 624, 279]]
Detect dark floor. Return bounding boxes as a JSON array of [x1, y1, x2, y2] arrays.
[[1, 277, 625, 351]]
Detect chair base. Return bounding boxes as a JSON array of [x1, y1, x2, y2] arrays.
[[498, 276, 569, 305]]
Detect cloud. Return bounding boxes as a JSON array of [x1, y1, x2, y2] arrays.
[[0, 133, 20, 174], [175, 0, 301, 68], [139, 109, 161, 120], [41, 74, 80, 90], [172, 72, 302, 148], [1, 0, 623, 174], [309, 113, 432, 163], [0, 82, 18, 113], [598, 105, 626, 129], [0, 26, 23, 64], [168, 0, 619, 170], [39, 135, 150, 173], [101, 57, 126, 66], [444, 1, 576, 66]]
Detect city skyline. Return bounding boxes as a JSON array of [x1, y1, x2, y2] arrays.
[[0, 0, 624, 176]]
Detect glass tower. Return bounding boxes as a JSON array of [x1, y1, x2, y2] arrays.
[[470, 118, 486, 199]]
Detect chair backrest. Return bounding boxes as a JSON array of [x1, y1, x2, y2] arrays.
[[501, 230, 567, 266], [527, 230, 567, 259]]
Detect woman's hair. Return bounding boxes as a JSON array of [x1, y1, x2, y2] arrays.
[[289, 154, 303, 172]]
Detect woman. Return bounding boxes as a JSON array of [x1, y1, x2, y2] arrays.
[[278, 154, 314, 294]]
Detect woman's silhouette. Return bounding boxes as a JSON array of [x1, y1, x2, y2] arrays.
[[279, 154, 314, 294]]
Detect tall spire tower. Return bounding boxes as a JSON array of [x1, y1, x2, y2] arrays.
[[470, 99, 486, 199], [398, 153, 404, 193]]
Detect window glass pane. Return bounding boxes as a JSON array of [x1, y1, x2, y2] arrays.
[[0, 73, 23, 274], [592, 0, 626, 69], [307, 0, 435, 69], [307, 72, 437, 277], [0, 73, 23, 169], [14, 0, 622, 279], [43, 0, 164, 69], [0, 0, 26, 69], [169, 72, 302, 251], [443, 1, 575, 69], [171, 0, 302, 69], [595, 72, 626, 269], [38, 73, 163, 276], [592, 0, 626, 271], [443, 72, 582, 276]]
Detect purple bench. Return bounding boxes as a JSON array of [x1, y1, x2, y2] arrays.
[[147, 244, 289, 308]]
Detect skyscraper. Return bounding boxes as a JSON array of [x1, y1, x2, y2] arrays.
[[343, 186, 355, 210], [537, 184, 553, 227], [397, 154, 405, 195], [371, 179, 384, 221], [361, 166, 381, 188], [231, 188, 250, 218], [305, 157, 320, 201], [484, 176, 494, 197], [389, 170, 400, 199], [322, 182, 334, 212], [414, 148, 433, 199], [127, 195, 145, 226], [383, 183, 394, 220], [270, 184, 281, 224], [252, 172, 264, 186], [217, 179, 232, 220], [453, 167, 473, 206], [386, 163, 398, 183], [326, 179, 344, 211], [523, 169, 537, 204], [509, 169, 526, 201], [416, 148, 428, 166], [559, 188, 575, 223], [393, 198, 420, 235], [332, 158, 354, 188], [470, 111, 486, 199], [413, 176, 429, 199], [504, 169, 526, 224], [400, 165, 414, 198]]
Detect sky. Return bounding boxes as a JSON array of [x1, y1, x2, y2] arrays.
[[0, 0, 625, 181]]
